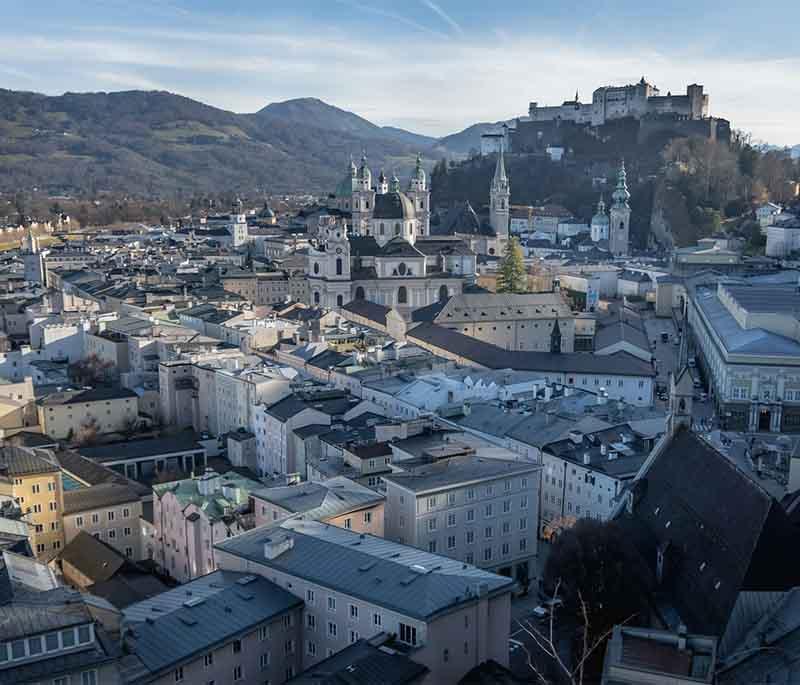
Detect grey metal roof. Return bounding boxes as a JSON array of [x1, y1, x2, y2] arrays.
[[694, 287, 800, 358], [287, 638, 428, 685], [63, 482, 140, 515], [252, 477, 384, 520], [0, 446, 59, 477], [123, 570, 301, 677], [408, 323, 655, 377], [215, 519, 515, 620], [383, 455, 538, 493], [75, 432, 204, 462], [37, 386, 137, 406]]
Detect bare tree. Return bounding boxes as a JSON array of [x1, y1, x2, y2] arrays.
[[516, 581, 634, 685]]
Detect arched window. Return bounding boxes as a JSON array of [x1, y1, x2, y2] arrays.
[[355, 286, 365, 299], [336, 294, 343, 307], [313, 291, 320, 305], [398, 262, 407, 276], [397, 286, 407, 304], [336, 258, 343, 275], [439, 285, 449, 301], [313, 262, 320, 275], [395, 223, 401, 236]]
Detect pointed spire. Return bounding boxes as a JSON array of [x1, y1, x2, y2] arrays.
[[493, 147, 508, 185], [612, 159, 630, 207], [575, 89, 579, 103], [390, 172, 400, 193]]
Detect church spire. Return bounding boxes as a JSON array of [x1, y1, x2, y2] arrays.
[[612, 159, 630, 207], [550, 317, 562, 354], [493, 147, 508, 186]]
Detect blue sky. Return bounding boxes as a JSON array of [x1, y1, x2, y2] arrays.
[[3, 1, 799, 144]]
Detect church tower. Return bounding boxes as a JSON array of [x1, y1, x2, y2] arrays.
[[590, 195, 609, 243], [352, 153, 375, 236], [376, 170, 388, 195], [489, 149, 510, 241], [609, 160, 631, 256], [668, 367, 694, 435], [323, 219, 352, 309], [407, 153, 430, 236]]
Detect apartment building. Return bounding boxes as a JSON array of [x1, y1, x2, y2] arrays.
[[253, 389, 358, 478], [383, 455, 540, 585], [0, 446, 65, 559], [215, 518, 515, 683], [153, 468, 262, 583], [252, 476, 385, 536], [0, 587, 123, 684], [122, 570, 303, 684], [62, 482, 145, 560], [37, 386, 139, 440], [539, 424, 658, 539]]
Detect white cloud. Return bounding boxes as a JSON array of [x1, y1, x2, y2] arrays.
[[1, 22, 798, 144]]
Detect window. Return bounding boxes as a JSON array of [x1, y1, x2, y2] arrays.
[[448, 492, 456, 505], [232, 639, 242, 654], [204, 652, 214, 667], [428, 541, 437, 553], [307, 640, 316, 657], [306, 589, 316, 605], [92, 513, 99, 524], [373, 612, 382, 627], [467, 488, 475, 500], [11, 640, 25, 659], [174, 668, 184, 683], [344, 518, 352, 529], [45, 633, 59, 651], [443, 648, 450, 663], [108, 529, 116, 540], [427, 518, 437, 532], [504, 479, 511, 491], [466, 508, 474, 522], [349, 604, 359, 620], [427, 495, 437, 509], [259, 625, 270, 641], [502, 521, 510, 534], [76, 516, 84, 527], [62, 629, 75, 648], [465, 552, 474, 564], [350, 630, 360, 643], [399, 623, 417, 646], [448, 535, 456, 549], [484, 504, 493, 518], [520, 496, 529, 509], [503, 500, 511, 513], [284, 639, 294, 655], [447, 513, 456, 527], [363, 511, 372, 524], [32, 484, 40, 494], [124, 527, 132, 536], [81, 672, 98, 685], [233, 665, 243, 681], [485, 485, 494, 496], [328, 621, 338, 637], [328, 596, 336, 612], [107, 511, 115, 521], [484, 526, 493, 539], [28, 636, 42, 655], [484, 547, 493, 561], [502, 542, 510, 556], [519, 517, 528, 531]]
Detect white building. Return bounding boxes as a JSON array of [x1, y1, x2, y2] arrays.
[[215, 517, 516, 683], [383, 454, 540, 585]]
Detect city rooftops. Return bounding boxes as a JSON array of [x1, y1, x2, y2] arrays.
[[75, 433, 204, 463], [123, 570, 301, 678], [251, 477, 384, 520], [215, 518, 515, 621], [383, 454, 538, 494], [37, 386, 138, 406]]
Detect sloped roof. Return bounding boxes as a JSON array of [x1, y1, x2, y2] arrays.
[[59, 531, 126, 583], [123, 570, 301, 677], [621, 429, 800, 636], [216, 519, 515, 621]]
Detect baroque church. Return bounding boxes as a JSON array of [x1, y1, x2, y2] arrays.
[[307, 154, 478, 312]]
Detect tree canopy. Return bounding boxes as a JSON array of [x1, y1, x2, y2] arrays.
[[496, 237, 527, 294]]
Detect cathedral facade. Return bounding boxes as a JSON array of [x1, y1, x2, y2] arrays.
[[308, 155, 477, 312]]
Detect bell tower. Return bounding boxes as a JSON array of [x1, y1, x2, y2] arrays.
[[489, 148, 510, 241], [407, 153, 430, 236], [609, 160, 631, 256]]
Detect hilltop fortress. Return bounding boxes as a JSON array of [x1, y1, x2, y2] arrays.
[[481, 77, 730, 155]]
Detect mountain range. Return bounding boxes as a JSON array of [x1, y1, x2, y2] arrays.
[[0, 89, 485, 196]]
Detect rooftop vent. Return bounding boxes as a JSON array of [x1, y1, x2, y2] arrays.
[[583, 452, 591, 465], [183, 597, 205, 608], [236, 575, 257, 586], [264, 535, 294, 560]]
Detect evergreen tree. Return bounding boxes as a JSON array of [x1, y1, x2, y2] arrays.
[[496, 237, 527, 293]]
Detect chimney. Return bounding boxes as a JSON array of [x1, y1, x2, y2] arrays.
[[600, 443, 607, 456], [264, 535, 294, 560], [583, 452, 591, 465]]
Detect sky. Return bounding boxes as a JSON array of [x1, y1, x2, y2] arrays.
[[2, 1, 799, 145]]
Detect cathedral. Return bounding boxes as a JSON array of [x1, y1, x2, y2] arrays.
[[307, 154, 477, 312]]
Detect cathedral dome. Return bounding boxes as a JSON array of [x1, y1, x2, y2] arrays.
[[335, 173, 353, 198], [373, 191, 416, 220]]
